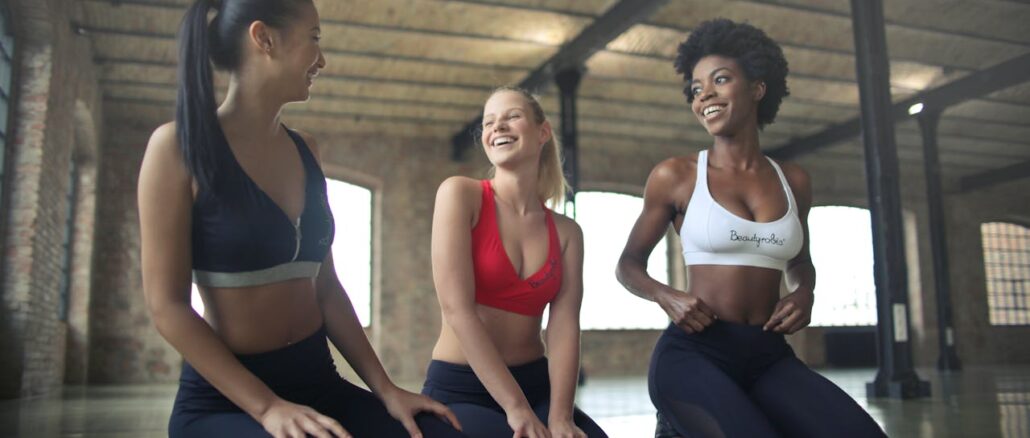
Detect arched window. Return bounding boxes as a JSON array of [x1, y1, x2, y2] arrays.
[[808, 206, 877, 326], [576, 191, 669, 330], [190, 178, 374, 328], [981, 222, 1030, 326], [326, 178, 373, 328]]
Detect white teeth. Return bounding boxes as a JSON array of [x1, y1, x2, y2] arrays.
[[703, 105, 723, 117], [492, 136, 515, 146]]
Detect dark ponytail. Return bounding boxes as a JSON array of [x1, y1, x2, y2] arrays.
[[176, 0, 222, 196], [175, 0, 310, 198]]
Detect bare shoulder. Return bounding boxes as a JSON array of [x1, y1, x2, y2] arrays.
[[774, 160, 811, 191], [435, 175, 483, 215], [140, 121, 189, 183], [146, 121, 179, 159], [650, 154, 698, 184], [437, 175, 481, 197], [290, 128, 322, 163], [550, 212, 583, 247], [644, 153, 699, 207], [773, 159, 813, 209]]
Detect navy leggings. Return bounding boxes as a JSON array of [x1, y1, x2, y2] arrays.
[[649, 321, 885, 438], [168, 328, 466, 437], [421, 358, 608, 438]]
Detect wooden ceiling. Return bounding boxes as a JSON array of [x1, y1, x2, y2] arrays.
[[85, 0, 1030, 180]]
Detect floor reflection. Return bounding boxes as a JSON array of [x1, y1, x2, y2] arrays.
[[0, 366, 1027, 437]]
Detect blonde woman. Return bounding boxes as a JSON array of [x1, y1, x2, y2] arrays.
[[421, 87, 607, 438]]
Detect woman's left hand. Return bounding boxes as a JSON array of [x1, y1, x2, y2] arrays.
[[764, 289, 814, 334], [549, 419, 587, 438], [380, 386, 462, 438]]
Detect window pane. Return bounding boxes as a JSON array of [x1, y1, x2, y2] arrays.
[[982, 222, 1030, 326], [577, 191, 669, 330], [808, 206, 877, 326], [326, 178, 373, 327]]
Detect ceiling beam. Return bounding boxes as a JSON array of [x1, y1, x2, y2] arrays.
[[740, 0, 1030, 48], [958, 158, 1030, 192], [768, 52, 1030, 160], [449, 0, 671, 160]]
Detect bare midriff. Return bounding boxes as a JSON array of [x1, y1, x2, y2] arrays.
[[432, 304, 546, 366], [196, 277, 324, 355], [687, 264, 784, 325]]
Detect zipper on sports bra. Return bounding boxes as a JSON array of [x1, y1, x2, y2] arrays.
[[291, 217, 302, 261]]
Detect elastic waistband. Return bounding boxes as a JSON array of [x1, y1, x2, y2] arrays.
[[181, 326, 335, 388], [238, 326, 327, 360], [661, 320, 789, 358], [664, 319, 782, 340], [424, 357, 549, 394]]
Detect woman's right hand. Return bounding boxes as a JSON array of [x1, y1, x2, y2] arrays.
[[507, 406, 551, 438], [657, 289, 717, 334], [258, 397, 351, 438]]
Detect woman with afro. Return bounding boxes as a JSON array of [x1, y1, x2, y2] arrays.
[[616, 19, 885, 437]]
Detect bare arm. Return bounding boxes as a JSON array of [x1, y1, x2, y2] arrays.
[[765, 162, 816, 334], [616, 160, 682, 304], [784, 164, 815, 294], [545, 217, 584, 435], [139, 123, 278, 419], [297, 131, 395, 397], [139, 124, 347, 438], [431, 177, 545, 434], [316, 253, 395, 395], [616, 159, 715, 333], [313, 252, 459, 435], [298, 132, 460, 436]]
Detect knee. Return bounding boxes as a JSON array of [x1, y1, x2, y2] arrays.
[[659, 398, 727, 438], [446, 403, 510, 436]]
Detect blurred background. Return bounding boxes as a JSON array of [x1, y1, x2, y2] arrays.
[[0, 0, 1027, 436]]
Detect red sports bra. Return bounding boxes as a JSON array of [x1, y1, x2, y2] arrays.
[[471, 179, 562, 316]]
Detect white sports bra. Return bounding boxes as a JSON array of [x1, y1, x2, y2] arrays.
[[680, 150, 803, 271]]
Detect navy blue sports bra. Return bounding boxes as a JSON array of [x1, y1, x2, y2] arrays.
[[191, 128, 335, 288]]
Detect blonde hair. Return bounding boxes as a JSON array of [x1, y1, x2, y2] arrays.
[[484, 86, 569, 208]]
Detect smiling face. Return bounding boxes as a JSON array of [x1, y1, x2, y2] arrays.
[[480, 90, 551, 169], [688, 55, 765, 137], [264, 1, 326, 102]]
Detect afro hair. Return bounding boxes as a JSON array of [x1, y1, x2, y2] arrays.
[[674, 19, 790, 128]]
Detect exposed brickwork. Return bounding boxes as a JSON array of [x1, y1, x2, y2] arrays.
[[88, 121, 176, 384], [0, 0, 103, 398], [82, 122, 1030, 386], [65, 159, 98, 384], [0, 1, 1026, 396], [947, 180, 1030, 365]]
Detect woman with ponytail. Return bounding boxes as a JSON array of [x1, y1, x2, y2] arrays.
[[421, 87, 607, 438], [138, 1, 465, 437]]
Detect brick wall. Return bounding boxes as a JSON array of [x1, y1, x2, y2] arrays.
[[84, 116, 1030, 386], [64, 101, 101, 384], [88, 120, 176, 384], [946, 180, 1030, 365], [0, 0, 102, 397], [0, 30, 1013, 389]]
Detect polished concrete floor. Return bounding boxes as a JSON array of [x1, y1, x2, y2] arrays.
[[1, 366, 1027, 437]]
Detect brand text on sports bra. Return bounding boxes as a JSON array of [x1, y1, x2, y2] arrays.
[[729, 230, 786, 247]]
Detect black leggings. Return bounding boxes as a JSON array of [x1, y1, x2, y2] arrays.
[[421, 358, 608, 438], [649, 321, 885, 438], [168, 328, 466, 437]]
